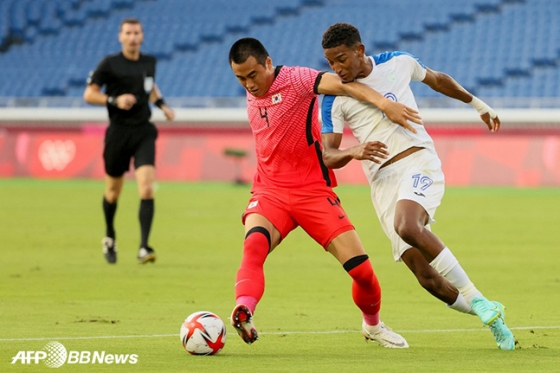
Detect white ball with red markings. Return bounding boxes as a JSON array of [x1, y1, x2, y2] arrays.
[[180, 311, 226, 355]]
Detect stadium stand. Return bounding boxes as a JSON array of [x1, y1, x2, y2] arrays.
[[0, 0, 558, 101]]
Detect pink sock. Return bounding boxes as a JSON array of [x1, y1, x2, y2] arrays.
[[363, 312, 380, 326], [347, 259, 382, 320], [236, 296, 258, 314]]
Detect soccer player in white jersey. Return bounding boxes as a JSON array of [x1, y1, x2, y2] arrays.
[[320, 23, 515, 350]]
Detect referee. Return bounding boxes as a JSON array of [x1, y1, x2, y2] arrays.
[[84, 18, 175, 264]]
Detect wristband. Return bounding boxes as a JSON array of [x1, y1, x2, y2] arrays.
[[107, 96, 118, 107], [155, 98, 166, 109], [468, 96, 496, 118]]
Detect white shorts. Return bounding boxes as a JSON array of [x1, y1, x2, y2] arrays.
[[368, 148, 444, 262]]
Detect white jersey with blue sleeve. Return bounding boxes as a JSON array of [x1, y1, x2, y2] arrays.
[[321, 52, 438, 177]]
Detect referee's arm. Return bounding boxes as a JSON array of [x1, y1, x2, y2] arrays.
[[84, 84, 136, 110], [83, 83, 109, 105], [149, 84, 175, 121]]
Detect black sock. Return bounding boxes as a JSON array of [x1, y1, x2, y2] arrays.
[[139, 199, 154, 248], [103, 197, 117, 239]]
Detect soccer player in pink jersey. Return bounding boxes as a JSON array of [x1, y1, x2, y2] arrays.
[[227, 37, 422, 349]]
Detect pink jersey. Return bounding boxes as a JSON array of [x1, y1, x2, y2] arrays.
[[246, 66, 337, 189]]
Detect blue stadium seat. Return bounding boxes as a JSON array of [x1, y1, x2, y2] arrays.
[[0, 0, 559, 99]]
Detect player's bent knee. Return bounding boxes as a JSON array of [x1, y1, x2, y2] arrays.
[[245, 226, 272, 253], [343, 254, 369, 273], [343, 255, 379, 288], [394, 220, 423, 244]]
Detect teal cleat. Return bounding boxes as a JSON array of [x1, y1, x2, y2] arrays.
[[489, 301, 515, 350], [492, 301, 506, 318], [470, 297, 500, 325]]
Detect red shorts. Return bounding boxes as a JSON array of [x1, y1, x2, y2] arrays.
[[242, 187, 354, 249]]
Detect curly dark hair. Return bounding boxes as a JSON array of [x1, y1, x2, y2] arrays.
[[322, 23, 362, 49], [229, 38, 269, 66]]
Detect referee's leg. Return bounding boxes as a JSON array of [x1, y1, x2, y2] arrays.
[[105, 174, 124, 203], [102, 174, 124, 263], [135, 165, 155, 200], [134, 124, 157, 263], [135, 165, 156, 263]]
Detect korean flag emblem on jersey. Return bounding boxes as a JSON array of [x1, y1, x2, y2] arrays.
[[271, 93, 282, 105], [144, 76, 154, 93]]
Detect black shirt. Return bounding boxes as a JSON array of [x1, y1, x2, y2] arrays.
[[88, 52, 156, 127]]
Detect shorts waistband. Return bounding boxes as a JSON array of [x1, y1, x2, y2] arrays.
[[379, 146, 425, 170], [373, 147, 433, 181]]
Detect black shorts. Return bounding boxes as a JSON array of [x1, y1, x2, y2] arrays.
[[103, 123, 158, 177]]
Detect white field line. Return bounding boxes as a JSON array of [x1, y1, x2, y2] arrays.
[[0, 325, 558, 342]]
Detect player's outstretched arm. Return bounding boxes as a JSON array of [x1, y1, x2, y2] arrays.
[[150, 84, 175, 121], [322, 133, 388, 169], [316, 73, 422, 133], [422, 68, 500, 132]]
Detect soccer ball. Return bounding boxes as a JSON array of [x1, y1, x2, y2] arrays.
[[180, 311, 226, 355]]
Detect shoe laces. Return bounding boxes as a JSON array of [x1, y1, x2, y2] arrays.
[[489, 318, 507, 342], [380, 322, 392, 331], [365, 321, 390, 336], [472, 298, 487, 310]]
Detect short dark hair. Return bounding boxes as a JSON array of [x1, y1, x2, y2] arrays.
[[120, 18, 142, 31], [322, 23, 362, 49], [229, 38, 269, 66]]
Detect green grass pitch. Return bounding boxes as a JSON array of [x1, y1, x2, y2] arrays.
[[1, 179, 559, 372]]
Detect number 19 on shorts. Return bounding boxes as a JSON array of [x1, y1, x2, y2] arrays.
[[411, 173, 433, 191]]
